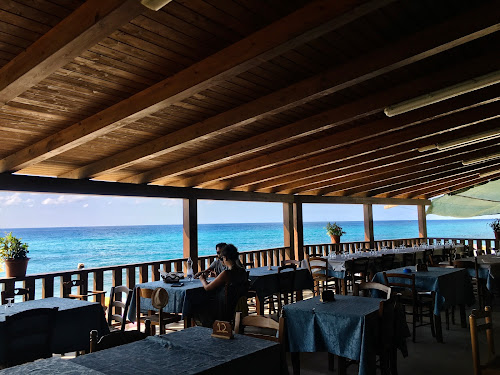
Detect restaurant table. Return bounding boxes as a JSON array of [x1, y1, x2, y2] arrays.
[[283, 295, 408, 375], [0, 297, 109, 363], [72, 326, 281, 374], [248, 266, 314, 314], [372, 266, 474, 342], [458, 254, 500, 291], [0, 357, 102, 374]]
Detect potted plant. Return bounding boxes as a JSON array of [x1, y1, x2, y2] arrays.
[[490, 219, 500, 241], [325, 222, 346, 244], [0, 232, 29, 277]]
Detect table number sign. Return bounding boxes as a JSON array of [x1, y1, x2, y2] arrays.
[[212, 320, 234, 339], [416, 263, 428, 272]]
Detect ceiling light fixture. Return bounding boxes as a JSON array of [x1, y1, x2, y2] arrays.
[[140, 0, 173, 11], [436, 128, 500, 150], [462, 151, 500, 166], [384, 70, 500, 117], [480, 169, 500, 178]]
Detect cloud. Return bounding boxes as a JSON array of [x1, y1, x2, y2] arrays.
[[42, 195, 86, 205], [0, 193, 23, 206], [83, 204, 89, 208], [161, 199, 181, 207]]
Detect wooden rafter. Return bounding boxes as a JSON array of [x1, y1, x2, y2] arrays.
[[0, 0, 383, 174]]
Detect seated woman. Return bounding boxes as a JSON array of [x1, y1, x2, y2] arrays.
[[197, 244, 248, 327]]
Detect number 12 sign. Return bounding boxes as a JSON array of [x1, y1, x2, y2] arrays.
[[212, 320, 234, 339]]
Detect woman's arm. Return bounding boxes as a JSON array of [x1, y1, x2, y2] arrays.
[[199, 270, 229, 291]]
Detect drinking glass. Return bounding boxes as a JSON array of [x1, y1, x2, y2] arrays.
[[5, 297, 14, 312]]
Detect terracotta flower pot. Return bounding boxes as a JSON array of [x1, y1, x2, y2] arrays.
[[329, 235, 341, 244], [4, 258, 29, 278]]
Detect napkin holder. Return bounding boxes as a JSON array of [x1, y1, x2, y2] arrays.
[[321, 290, 335, 302], [416, 263, 428, 272]]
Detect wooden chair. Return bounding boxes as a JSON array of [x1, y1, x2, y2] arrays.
[[135, 287, 181, 335], [470, 306, 500, 375], [420, 249, 434, 266], [277, 264, 297, 312], [346, 257, 369, 294], [282, 259, 301, 267], [63, 279, 106, 306], [308, 256, 336, 296], [2, 307, 58, 367], [107, 285, 133, 331], [402, 252, 417, 267], [354, 282, 392, 299], [1, 287, 30, 304], [453, 258, 485, 310], [90, 319, 151, 353], [234, 311, 284, 344], [383, 272, 436, 343]]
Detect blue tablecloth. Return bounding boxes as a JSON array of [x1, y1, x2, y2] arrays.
[[460, 255, 500, 291], [72, 326, 280, 374], [128, 279, 211, 321], [373, 267, 475, 315], [0, 357, 102, 374], [0, 297, 109, 362], [248, 266, 314, 301], [283, 295, 383, 375]]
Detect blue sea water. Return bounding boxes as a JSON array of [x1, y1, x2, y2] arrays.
[[0, 219, 496, 276]]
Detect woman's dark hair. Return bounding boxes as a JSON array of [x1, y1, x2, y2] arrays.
[[220, 244, 239, 262], [215, 242, 227, 250]]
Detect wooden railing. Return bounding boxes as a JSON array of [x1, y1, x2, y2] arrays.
[[1, 237, 497, 302]]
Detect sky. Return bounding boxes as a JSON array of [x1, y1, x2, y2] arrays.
[[0, 191, 496, 228]]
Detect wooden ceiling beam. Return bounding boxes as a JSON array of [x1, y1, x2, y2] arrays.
[[417, 175, 494, 200], [0, 0, 146, 106], [0, 0, 382, 174], [295, 195, 430, 206], [286, 141, 499, 195], [171, 97, 499, 188], [60, 1, 499, 181]]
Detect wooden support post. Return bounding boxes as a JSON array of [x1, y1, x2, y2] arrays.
[[283, 202, 294, 260], [363, 204, 375, 249], [418, 204, 428, 239], [293, 201, 304, 261], [183, 198, 198, 273]]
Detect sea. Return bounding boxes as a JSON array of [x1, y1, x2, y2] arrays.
[[0, 219, 496, 277]]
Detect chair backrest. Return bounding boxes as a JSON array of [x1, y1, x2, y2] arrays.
[[108, 285, 133, 331], [3, 307, 58, 367], [136, 287, 166, 332], [402, 252, 416, 266], [282, 260, 301, 267], [380, 254, 395, 270], [277, 264, 296, 310], [90, 319, 151, 353], [383, 272, 416, 299], [422, 249, 434, 266], [354, 282, 392, 299], [1, 287, 30, 304], [308, 256, 328, 278], [234, 312, 285, 344], [470, 306, 495, 375]]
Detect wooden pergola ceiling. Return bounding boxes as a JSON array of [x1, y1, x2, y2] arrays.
[[0, 0, 499, 201]]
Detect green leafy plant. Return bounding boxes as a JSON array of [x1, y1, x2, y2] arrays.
[[325, 222, 346, 237], [490, 219, 500, 232], [0, 232, 29, 260]]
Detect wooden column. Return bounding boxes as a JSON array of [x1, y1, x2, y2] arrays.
[[293, 201, 304, 261], [183, 198, 198, 273], [363, 204, 374, 249], [418, 204, 428, 239], [283, 203, 294, 260]]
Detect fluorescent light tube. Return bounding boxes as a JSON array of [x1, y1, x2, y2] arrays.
[[384, 70, 500, 117], [462, 151, 500, 166], [480, 169, 500, 178], [436, 129, 500, 150], [141, 0, 173, 11]]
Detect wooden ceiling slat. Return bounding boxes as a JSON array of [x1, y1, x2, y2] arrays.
[[0, 0, 146, 105]]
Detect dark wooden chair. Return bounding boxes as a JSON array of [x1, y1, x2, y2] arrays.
[[90, 319, 151, 353], [2, 307, 58, 367], [63, 279, 106, 306], [276, 264, 297, 312], [354, 281, 392, 299], [135, 287, 181, 335], [470, 306, 500, 375], [1, 287, 30, 304], [108, 285, 133, 331], [383, 272, 436, 343], [346, 257, 369, 293], [282, 259, 301, 267], [401, 252, 417, 267]]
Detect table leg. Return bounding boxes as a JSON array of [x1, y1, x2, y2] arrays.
[[183, 317, 193, 328], [296, 290, 303, 302], [341, 279, 347, 295], [327, 352, 335, 372], [459, 304, 466, 328], [291, 352, 300, 375], [434, 313, 443, 343], [256, 296, 264, 315], [337, 355, 347, 375]]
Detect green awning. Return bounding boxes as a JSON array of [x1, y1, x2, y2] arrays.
[[426, 179, 500, 217]]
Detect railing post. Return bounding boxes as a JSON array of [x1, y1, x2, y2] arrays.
[[183, 198, 199, 273], [23, 277, 35, 301], [283, 202, 294, 260], [42, 276, 54, 298], [293, 200, 304, 261], [126, 266, 135, 290], [363, 204, 375, 249]]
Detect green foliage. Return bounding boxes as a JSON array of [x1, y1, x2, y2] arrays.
[[0, 232, 29, 260], [325, 222, 346, 237], [490, 219, 500, 232]]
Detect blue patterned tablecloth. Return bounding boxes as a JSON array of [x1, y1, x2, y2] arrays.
[[72, 326, 280, 374], [372, 267, 475, 315], [128, 279, 211, 321], [248, 266, 314, 301], [283, 295, 383, 375], [0, 357, 102, 374], [0, 297, 109, 363], [459, 255, 500, 291]]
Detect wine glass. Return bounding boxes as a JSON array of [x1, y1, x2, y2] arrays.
[[5, 297, 14, 312]]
